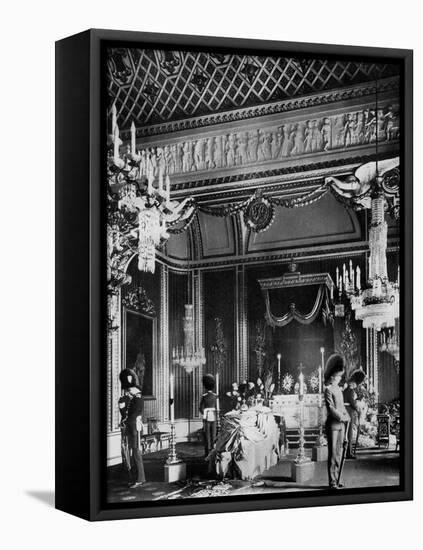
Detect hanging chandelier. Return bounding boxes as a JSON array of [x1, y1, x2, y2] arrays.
[[333, 176, 400, 330], [172, 304, 206, 374], [349, 185, 399, 330], [107, 105, 195, 274]]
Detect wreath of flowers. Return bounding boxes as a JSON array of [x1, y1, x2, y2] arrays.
[[281, 373, 294, 394], [308, 372, 320, 393]]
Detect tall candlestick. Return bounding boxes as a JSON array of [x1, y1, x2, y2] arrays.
[[336, 267, 339, 287], [277, 353, 281, 379], [170, 373, 175, 423], [349, 260, 353, 281], [299, 372, 304, 396], [216, 371, 220, 432]]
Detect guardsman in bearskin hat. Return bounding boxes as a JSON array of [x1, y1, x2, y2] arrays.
[[199, 374, 218, 463], [119, 369, 146, 489], [343, 369, 366, 458], [324, 354, 350, 489]]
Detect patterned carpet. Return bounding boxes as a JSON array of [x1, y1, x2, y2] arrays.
[[106, 442, 400, 503]]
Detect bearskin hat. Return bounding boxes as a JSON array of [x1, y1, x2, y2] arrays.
[[324, 354, 346, 384], [119, 368, 140, 389], [202, 373, 215, 391], [349, 368, 366, 385]]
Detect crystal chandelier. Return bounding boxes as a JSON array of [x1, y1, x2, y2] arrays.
[[349, 186, 399, 330], [107, 105, 195, 274], [172, 304, 206, 374], [334, 185, 400, 330]]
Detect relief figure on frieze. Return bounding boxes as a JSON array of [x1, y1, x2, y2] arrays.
[[289, 123, 304, 155]]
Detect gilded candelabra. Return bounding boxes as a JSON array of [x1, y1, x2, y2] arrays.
[[166, 420, 182, 465]]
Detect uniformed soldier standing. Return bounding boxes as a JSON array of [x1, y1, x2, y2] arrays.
[[199, 374, 218, 460], [324, 354, 350, 489], [119, 369, 145, 489], [126, 384, 146, 488], [343, 369, 366, 458]]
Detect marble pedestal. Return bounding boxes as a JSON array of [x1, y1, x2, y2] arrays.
[[312, 445, 328, 462], [291, 460, 315, 483], [164, 461, 186, 483]]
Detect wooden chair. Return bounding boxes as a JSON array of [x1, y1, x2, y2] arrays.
[[377, 414, 390, 449]]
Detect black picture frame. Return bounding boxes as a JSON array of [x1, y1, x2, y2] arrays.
[[55, 28, 413, 521], [122, 307, 157, 399]]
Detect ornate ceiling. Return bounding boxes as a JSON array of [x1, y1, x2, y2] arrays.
[[107, 48, 399, 131]]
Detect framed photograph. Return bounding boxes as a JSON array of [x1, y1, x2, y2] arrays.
[[55, 29, 412, 521]]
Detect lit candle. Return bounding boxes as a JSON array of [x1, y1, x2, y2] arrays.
[[130, 121, 136, 156], [277, 353, 281, 380], [330, 284, 334, 300], [320, 347, 325, 392], [166, 175, 171, 205], [397, 265, 400, 286], [170, 373, 175, 423], [113, 124, 120, 163], [159, 170, 163, 195], [336, 267, 339, 288], [111, 102, 117, 135], [147, 165, 154, 195], [349, 260, 353, 282], [299, 372, 304, 396], [216, 372, 219, 396], [356, 266, 361, 290]]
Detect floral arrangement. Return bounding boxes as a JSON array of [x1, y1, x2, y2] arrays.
[[225, 375, 276, 409], [281, 373, 294, 394], [308, 371, 320, 393]]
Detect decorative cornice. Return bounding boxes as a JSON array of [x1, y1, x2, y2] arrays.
[[120, 76, 399, 139], [258, 272, 334, 290], [171, 152, 393, 197], [156, 238, 400, 272]]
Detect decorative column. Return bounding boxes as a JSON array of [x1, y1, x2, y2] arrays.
[[192, 269, 204, 419], [372, 328, 380, 404], [366, 327, 380, 405], [159, 264, 170, 422], [235, 265, 248, 381], [108, 288, 122, 433]]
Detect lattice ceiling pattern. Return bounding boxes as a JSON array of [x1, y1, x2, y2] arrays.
[[107, 48, 399, 130]]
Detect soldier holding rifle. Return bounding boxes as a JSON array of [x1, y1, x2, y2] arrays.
[[324, 354, 350, 489]]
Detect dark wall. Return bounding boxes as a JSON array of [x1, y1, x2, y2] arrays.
[[168, 270, 192, 419], [204, 269, 236, 394]]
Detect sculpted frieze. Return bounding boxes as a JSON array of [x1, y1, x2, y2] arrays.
[[119, 102, 399, 180]]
